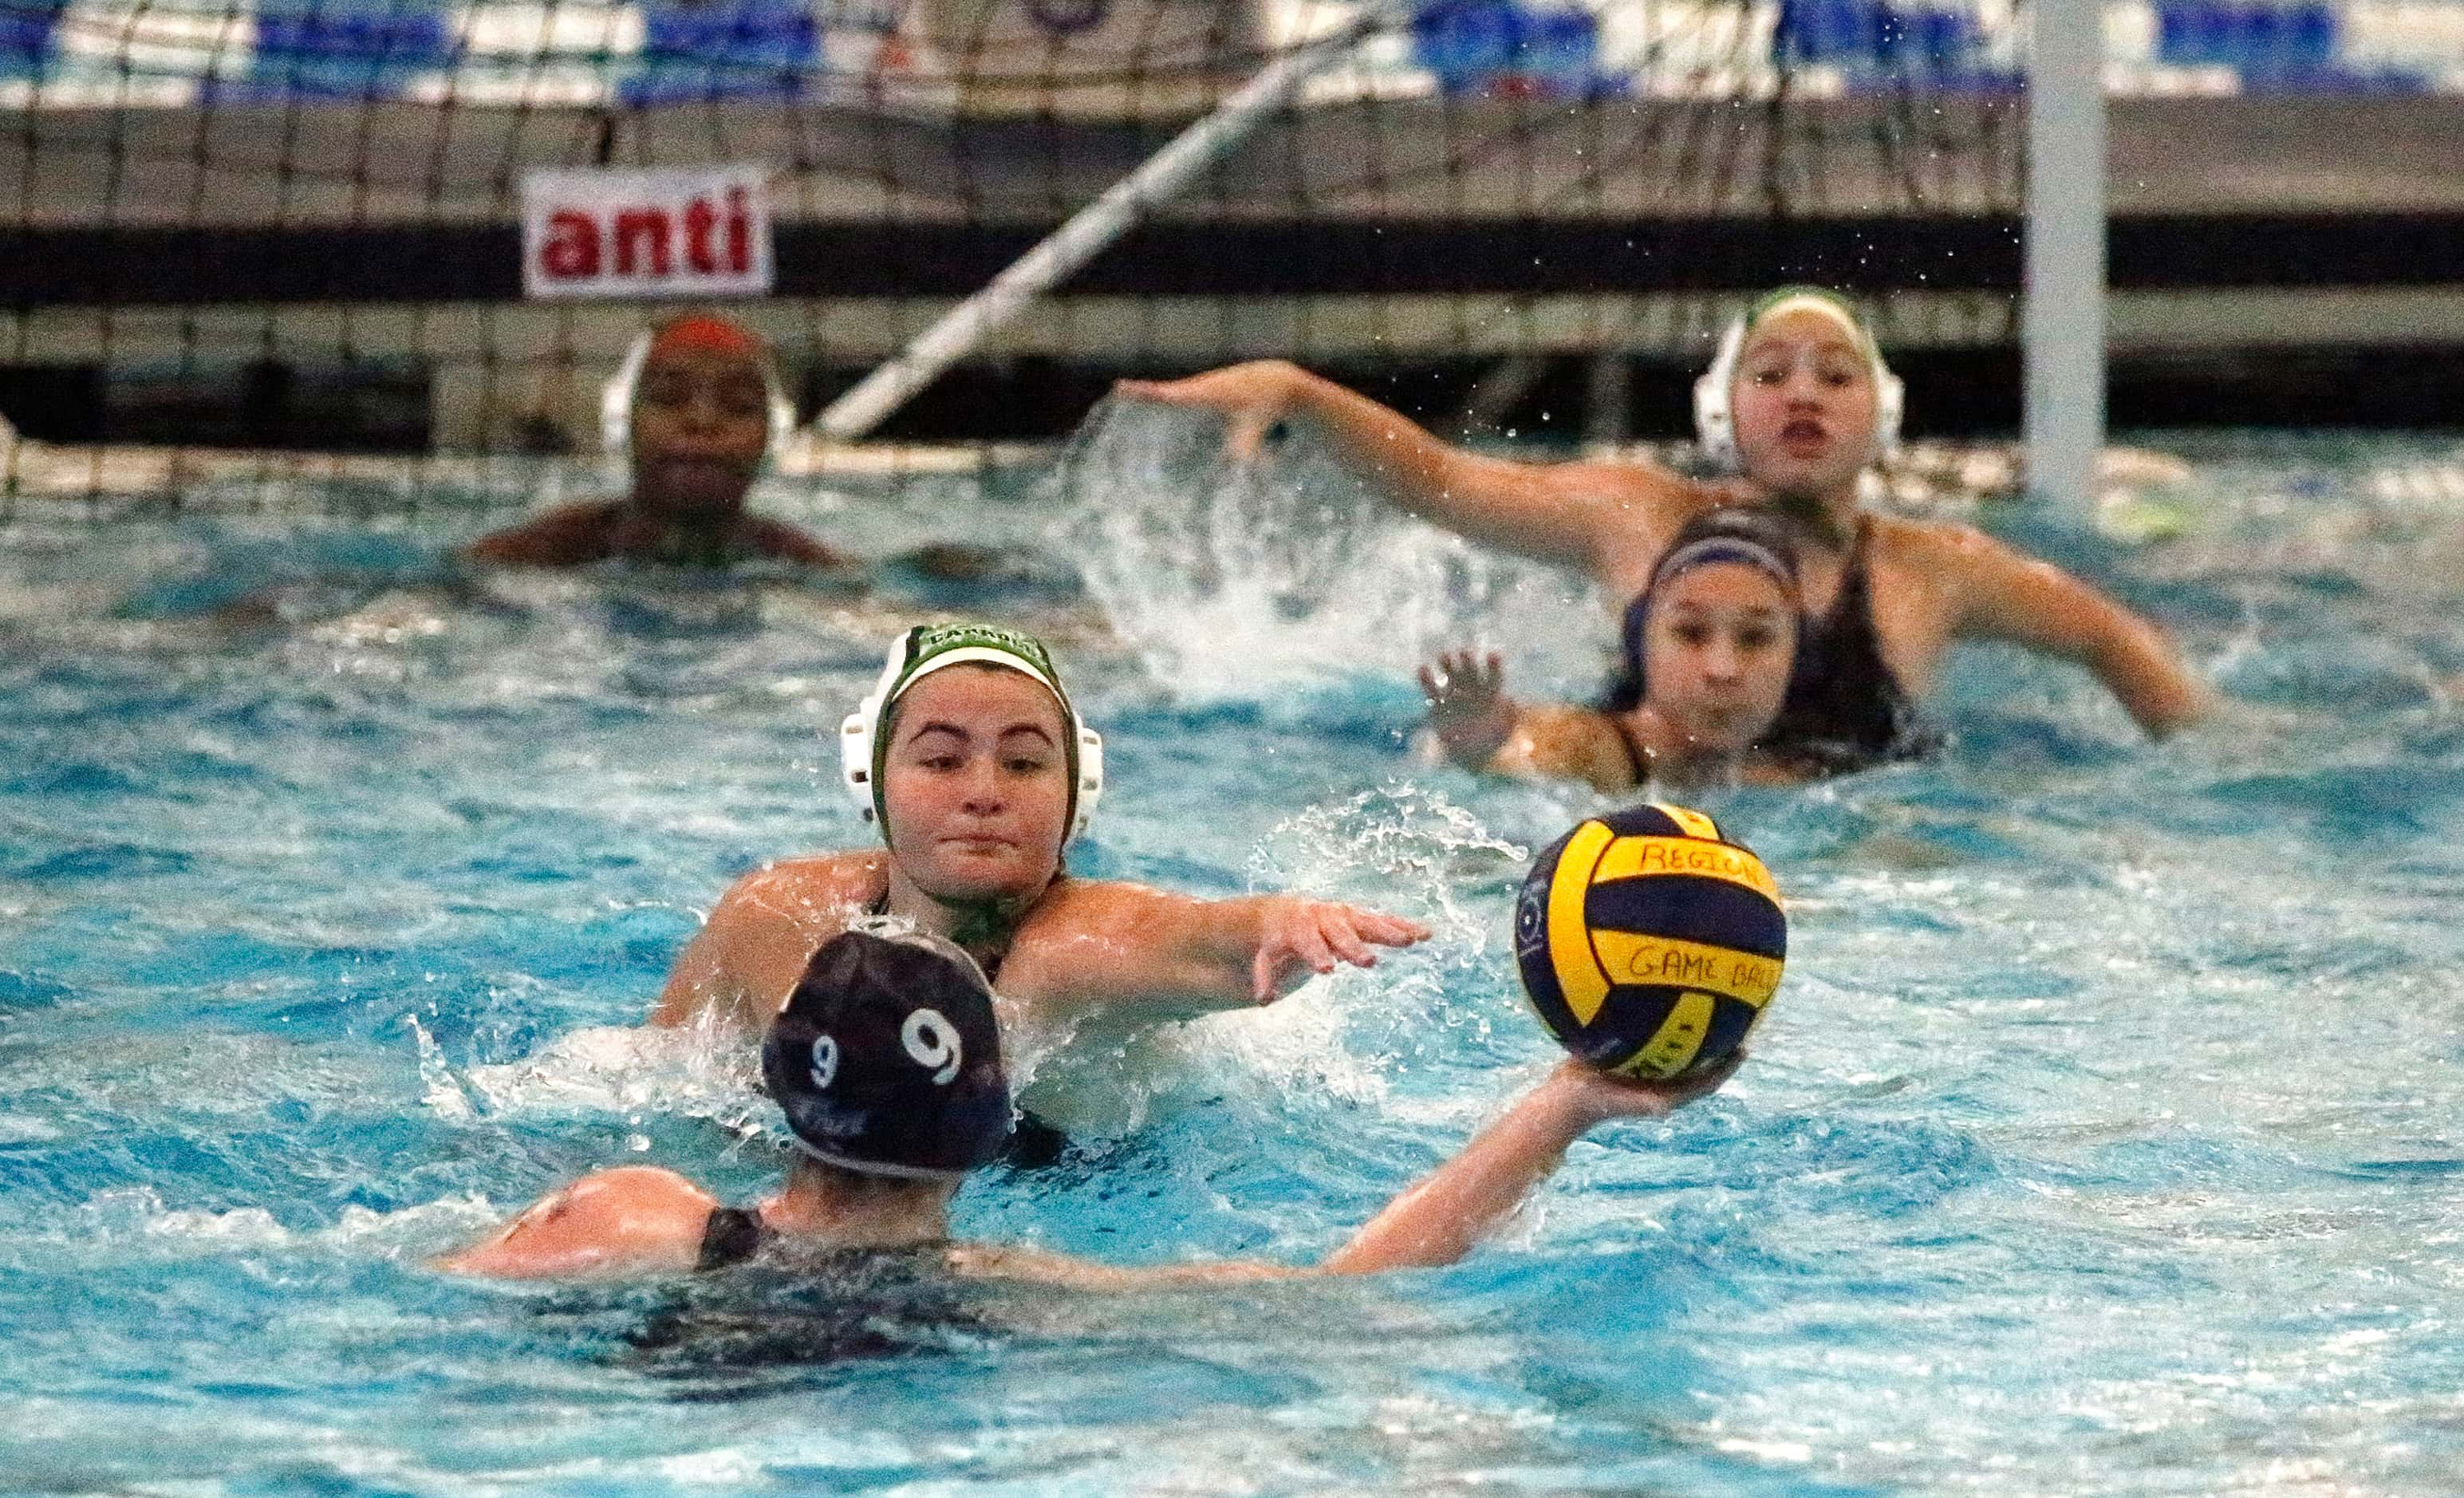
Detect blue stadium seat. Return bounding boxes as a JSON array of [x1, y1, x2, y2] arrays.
[[215, 0, 455, 100], [2155, 2, 2336, 76], [1409, 0, 1611, 99], [1775, 0, 1875, 63], [0, 0, 69, 78], [2151, 3, 2436, 92], [621, 0, 817, 104], [1773, 0, 2005, 89]]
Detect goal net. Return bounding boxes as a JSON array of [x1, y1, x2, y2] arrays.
[[1, 0, 2457, 513]]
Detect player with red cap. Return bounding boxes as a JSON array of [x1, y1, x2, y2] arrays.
[[465, 313, 856, 570]]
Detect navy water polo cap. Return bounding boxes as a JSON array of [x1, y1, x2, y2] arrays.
[[1646, 505, 1803, 600], [761, 925, 1013, 1180]]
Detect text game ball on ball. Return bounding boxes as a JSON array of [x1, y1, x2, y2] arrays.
[[1514, 802, 1785, 1079]]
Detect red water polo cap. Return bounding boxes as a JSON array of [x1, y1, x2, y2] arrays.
[[647, 315, 763, 361]]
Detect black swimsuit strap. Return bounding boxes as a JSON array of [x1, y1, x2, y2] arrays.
[[696, 1204, 771, 1271], [1826, 516, 1877, 632], [1767, 514, 1941, 771]]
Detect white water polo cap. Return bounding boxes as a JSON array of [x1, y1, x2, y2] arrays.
[[840, 622, 1105, 842], [599, 315, 798, 459], [1693, 286, 1904, 472]]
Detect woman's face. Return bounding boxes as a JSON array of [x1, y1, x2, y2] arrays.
[[629, 349, 771, 518], [1642, 561, 1800, 753], [879, 665, 1071, 904], [1728, 308, 1881, 503]]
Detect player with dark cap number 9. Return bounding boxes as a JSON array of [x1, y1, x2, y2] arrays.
[[444, 923, 1742, 1283]]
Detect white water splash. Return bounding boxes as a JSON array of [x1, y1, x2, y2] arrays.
[[404, 1014, 473, 1121], [460, 1021, 768, 1144], [1049, 400, 1601, 700], [1248, 782, 1529, 960]]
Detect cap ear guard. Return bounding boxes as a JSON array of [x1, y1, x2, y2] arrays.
[[600, 329, 798, 459], [1873, 365, 1906, 461], [600, 332, 652, 456], [1070, 725, 1102, 838], [840, 630, 914, 824], [1691, 313, 1752, 472]]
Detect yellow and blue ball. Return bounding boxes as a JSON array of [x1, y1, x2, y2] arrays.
[[1513, 802, 1785, 1079]]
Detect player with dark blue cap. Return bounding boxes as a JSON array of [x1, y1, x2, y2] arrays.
[[444, 923, 1741, 1283], [448, 925, 1013, 1276]]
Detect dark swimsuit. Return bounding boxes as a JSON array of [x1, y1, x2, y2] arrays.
[[633, 1238, 983, 1380], [1605, 517, 1938, 778]]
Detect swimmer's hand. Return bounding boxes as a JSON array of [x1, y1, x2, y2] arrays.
[[1540, 1051, 1744, 1128], [1252, 897, 1432, 1004], [1114, 361, 1304, 461], [1418, 648, 1520, 769]]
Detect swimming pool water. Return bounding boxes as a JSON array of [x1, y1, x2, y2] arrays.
[[5, 422, 2464, 1495]]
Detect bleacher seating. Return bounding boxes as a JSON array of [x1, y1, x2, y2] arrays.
[[215, 0, 455, 99], [0, 0, 2456, 105], [620, 0, 817, 104]]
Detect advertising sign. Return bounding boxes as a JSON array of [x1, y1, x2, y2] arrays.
[[520, 166, 774, 300]]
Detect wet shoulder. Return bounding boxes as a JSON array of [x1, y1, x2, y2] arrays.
[[1871, 509, 1994, 559], [737, 516, 856, 570], [445, 1166, 717, 1276], [1865, 511, 1992, 596], [1003, 877, 1178, 954], [992, 878, 1184, 1007], [1593, 469, 1721, 597], [465, 500, 625, 566], [722, 851, 887, 915]]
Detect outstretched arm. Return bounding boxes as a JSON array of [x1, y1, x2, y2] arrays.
[[955, 1055, 1741, 1291], [1322, 1055, 1741, 1275], [1012, 881, 1432, 1023], [1118, 361, 1691, 576], [1945, 527, 2214, 737]]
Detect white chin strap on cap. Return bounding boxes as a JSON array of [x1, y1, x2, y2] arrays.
[[838, 630, 1105, 843], [599, 329, 799, 459], [1692, 297, 1904, 473]]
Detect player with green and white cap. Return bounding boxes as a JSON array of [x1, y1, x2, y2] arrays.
[[652, 621, 1428, 1064], [841, 621, 1105, 848], [1121, 287, 2211, 772]]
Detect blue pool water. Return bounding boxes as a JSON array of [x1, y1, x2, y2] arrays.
[[6, 420, 2464, 1494]]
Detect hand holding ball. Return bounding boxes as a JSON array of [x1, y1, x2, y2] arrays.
[[1514, 803, 1785, 1079]]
